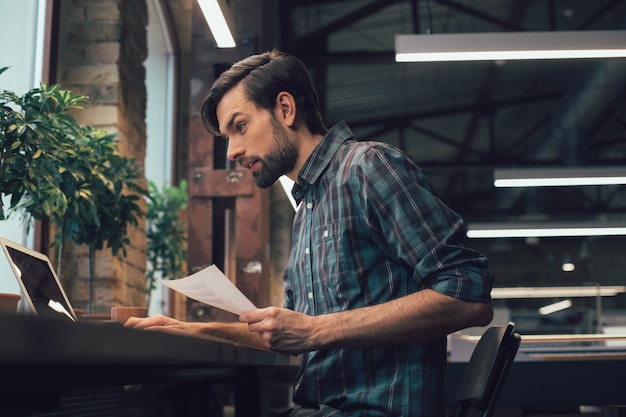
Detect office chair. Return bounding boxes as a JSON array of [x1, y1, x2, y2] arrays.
[[451, 321, 521, 417]]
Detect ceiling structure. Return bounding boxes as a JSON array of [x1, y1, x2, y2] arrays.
[[274, 0, 626, 226]]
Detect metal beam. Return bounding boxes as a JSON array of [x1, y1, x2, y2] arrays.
[[284, 0, 400, 53]]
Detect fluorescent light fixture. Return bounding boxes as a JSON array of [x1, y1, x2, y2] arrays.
[[395, 31, 626, 62], [494, 167, 626, 187], [539, 299, 572, 315], [197, 0, 236, 48], [466, 221, 626, 238], [491, 286, 626, 299]]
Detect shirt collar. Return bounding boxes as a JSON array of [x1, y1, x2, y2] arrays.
[[291, 121, 355, 204]]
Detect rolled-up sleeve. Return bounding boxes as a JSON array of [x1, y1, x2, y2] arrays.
[[354, 143, 493, 304]]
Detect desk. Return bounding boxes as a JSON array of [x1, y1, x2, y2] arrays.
[[0, 312, 298, 417], [4, 314, 625, 416]]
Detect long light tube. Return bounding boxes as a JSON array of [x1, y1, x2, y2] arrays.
[[466, 221, 626, 238], [494, 167, 626, 187], [491, 286, 626, 299], [539, 299, 573, 315], [197, 0, 236, 48], [395, 31, 626, 62]]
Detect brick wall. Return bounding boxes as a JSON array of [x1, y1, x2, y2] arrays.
[[56, 0, 148, 313]]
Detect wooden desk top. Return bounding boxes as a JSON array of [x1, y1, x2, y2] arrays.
[[3, 313, 624, 408], [0, 311, 297, 367]]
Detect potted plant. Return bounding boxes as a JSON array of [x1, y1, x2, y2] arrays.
[[49, 126, 145, 312], [1, 67, 146, 313], [145, 179, 188, 308]]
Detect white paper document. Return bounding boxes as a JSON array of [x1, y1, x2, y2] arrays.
[[159, 264, 256, 315]]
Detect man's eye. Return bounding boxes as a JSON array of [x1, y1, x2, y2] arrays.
[[236, 122, 246, 132]]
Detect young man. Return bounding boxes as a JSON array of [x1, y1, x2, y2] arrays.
[[127, 50, 494, 416]]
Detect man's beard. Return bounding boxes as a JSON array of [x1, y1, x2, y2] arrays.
[[252, 117, 298, 189]]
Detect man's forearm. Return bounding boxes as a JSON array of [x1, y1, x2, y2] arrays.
[[312, 290, 493, 350], [239, 290, 493, 354]]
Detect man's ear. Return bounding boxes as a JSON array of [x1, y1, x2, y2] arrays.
[[275, 91, 297, 127]]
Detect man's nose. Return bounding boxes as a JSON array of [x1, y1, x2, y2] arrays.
[[226, 139, 244, 161]]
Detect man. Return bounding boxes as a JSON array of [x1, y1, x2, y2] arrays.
[[127, 50, 494, 416]]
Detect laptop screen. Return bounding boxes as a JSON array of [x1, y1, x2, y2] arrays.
[[2, 242, 76, 321]]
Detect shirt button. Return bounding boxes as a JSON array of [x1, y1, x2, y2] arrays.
[[307, 292, 313, 299], [305, 247, 310, 254], [306, 202, 313, 209], [323, 229, 329, 237]]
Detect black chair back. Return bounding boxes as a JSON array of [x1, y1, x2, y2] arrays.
[[453, 321, 521, 417]]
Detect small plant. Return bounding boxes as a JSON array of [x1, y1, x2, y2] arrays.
[[58, 126, 145, 257], [145, 179, 188, 308], [56, 127, 146, 312]]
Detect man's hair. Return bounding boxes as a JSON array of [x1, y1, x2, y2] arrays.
[[201, 50, 327, 137]]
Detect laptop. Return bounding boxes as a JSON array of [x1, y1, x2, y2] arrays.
[[0, 236, 77, 322]]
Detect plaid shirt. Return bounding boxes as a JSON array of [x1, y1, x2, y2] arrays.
[[284, 121, 493, 417]]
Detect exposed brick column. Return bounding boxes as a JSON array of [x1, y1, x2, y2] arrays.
[[55, 0, 148, 313]]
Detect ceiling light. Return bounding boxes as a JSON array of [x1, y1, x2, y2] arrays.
[[561, 253, 575, 272], [494, 167, 626, 187], [395, 31, 626, 62], [491, 286, 626, 299], [466, 221, 626, 238], [197, 0, 236, 48], [539, 299, 573, 315]]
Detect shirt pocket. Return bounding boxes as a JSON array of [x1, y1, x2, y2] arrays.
[[313, 221, 349, 288]]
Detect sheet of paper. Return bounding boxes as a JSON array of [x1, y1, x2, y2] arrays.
[[159, 264, 256, 315]]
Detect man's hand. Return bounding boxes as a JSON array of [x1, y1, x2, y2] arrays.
[[125, 313, 271, 350], [240, 307, 318, 354], [125, 314, 194, 336]]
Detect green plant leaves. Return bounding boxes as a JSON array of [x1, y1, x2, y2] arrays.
[[53, 126, 147, 257], [1, 68, 146, 259], [145, 179, 188, 296]]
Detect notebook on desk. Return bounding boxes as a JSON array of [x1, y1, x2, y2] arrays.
[[0, 236, 77, 322]]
